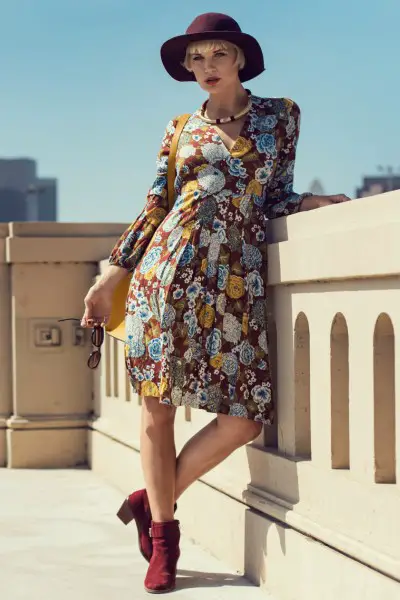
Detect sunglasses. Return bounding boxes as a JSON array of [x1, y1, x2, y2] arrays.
[[58, 318, 104, 369]]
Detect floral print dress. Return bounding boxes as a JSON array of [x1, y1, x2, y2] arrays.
[[109, 94, 309, 424]]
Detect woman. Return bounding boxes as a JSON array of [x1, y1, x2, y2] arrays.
[[82, 13, 350, 594]]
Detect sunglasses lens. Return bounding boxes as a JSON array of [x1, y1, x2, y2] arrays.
[[88, 350, 101, 369]]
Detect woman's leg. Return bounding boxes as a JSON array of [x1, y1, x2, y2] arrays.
[[174, 413, 262, 500], [140, 397, 177, 522]]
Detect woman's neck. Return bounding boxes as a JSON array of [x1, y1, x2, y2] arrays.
[[205, 85, 249, 119]]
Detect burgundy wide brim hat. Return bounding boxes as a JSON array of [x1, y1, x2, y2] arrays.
[[161, 13, 265, 83]]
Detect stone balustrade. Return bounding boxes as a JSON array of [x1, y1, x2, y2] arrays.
[[1, 192, 399, 599], [91, 191, 400, 598]]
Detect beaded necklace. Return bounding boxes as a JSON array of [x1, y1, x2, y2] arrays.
[[198, 91, 252, 125]]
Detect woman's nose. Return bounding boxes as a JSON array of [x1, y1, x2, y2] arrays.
[[204, 58, 216, 72]]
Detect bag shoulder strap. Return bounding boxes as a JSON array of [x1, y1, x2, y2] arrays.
[[167, 113, 191, 211]]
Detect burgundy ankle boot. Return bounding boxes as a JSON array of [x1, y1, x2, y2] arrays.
[[117, 489, 153, 562], [117, 490, 179, 564], [144, 520, 181, 594]]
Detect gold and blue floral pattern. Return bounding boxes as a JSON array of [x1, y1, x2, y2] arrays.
[[109, 95, 305, 423]]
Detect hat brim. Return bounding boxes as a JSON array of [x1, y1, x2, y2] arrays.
[[160, 31, 265, 83]]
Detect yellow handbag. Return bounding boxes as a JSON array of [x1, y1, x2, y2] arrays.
[[105, 113, 191, 342]]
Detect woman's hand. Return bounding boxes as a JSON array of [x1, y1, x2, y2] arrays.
[[81, 284, 114, 328], [300, 193, 351, 211], [81, 265, 129, 328]]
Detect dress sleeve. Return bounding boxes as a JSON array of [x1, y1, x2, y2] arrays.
[[264, 100, 311, 219], [108, 118, 178, 272]]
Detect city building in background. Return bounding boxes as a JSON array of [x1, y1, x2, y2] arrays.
[[0, 158, 57, 222], [356, 166, 400, 198]]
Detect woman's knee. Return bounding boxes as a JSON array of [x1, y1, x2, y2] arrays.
[[142, 396, 176, 430], [217, 413, 263, 446]]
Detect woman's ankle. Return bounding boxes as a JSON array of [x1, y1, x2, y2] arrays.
[[151, 510, 175, 522]]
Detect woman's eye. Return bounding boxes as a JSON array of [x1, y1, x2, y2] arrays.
[[192, 56, 202, 61], [215, 52, 227, 58]]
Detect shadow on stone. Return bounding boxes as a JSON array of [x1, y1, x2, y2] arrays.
[[176, 568, 255, 590]]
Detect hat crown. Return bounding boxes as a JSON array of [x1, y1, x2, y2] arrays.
[[186, 13, 242, 36], [161, 13, 265, 83]]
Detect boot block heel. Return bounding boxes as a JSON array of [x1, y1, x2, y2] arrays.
[[117, 498, 134, 525]]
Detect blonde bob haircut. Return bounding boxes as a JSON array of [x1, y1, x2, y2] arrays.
[[182, 39, 246, 73]]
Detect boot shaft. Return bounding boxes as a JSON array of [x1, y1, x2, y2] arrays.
[[145, 520, 181, 593], [151, 519, 180, 541]]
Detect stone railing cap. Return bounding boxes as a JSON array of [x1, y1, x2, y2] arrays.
[[8, 222, 130, 238], [268, 190, 400, 244]]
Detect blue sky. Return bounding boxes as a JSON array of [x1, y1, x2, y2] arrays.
[[1, 0, 399, 222]]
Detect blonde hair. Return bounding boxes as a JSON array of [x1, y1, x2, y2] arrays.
[[182, 39, 246, 72]]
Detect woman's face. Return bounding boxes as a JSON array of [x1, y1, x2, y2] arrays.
[[188, 43, 240, 93]]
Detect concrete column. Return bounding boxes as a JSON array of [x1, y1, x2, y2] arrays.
[[273, 286, 299, 457], [348, 317, 375, 483], [0, 224, 12, 466], [308, 315, 333, 468]]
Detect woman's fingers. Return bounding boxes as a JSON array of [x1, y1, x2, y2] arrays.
[[82, 297, 95, 327], [81, 303, 109, 328], [81, 307, 92, 327], [329, 194, 351, 203]]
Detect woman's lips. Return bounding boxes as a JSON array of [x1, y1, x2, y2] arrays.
[[205, 77, 220, 85]]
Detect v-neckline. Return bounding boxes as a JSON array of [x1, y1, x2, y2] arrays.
[[197, 98, 255, 156]]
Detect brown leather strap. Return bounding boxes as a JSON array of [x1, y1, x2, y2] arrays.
[[167, 113, 191, 211]]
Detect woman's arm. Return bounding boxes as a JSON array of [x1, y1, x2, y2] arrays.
[[264, 100, 311, 219], [108, 118, 178, 272], [264, 99, 350, 217]]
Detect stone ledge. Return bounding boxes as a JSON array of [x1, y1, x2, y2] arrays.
[[267, 190, 400, 243], [6, 415, 89, 430], [268, 222, 400, 285], [8, 221, 129, 237], [189, 440, 400, 568], [245, 445, 400, 570], [244, 487, 399, 583], [6, 236, 119, 263], [245, 508, 400, 600]]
